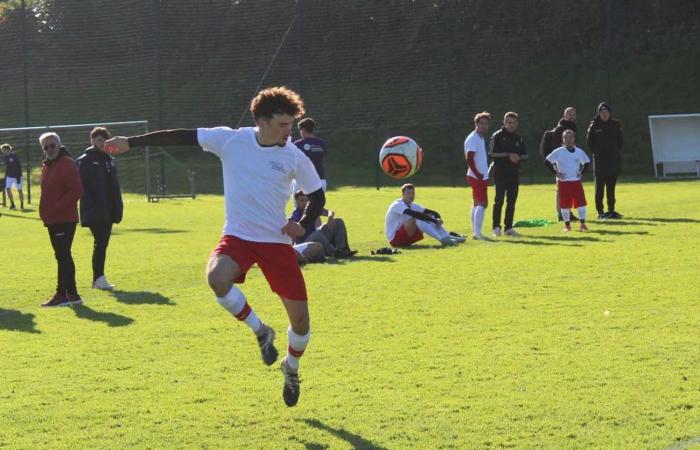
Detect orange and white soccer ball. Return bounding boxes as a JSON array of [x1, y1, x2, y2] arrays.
[[379, 136, 423, 179]]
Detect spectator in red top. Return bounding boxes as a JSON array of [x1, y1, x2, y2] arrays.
[[39, 132, 84, 307]]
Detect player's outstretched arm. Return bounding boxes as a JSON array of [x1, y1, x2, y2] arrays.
[[104, 129, 198, 155]]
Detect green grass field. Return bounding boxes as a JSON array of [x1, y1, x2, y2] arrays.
[[1, 181, 698, 449]]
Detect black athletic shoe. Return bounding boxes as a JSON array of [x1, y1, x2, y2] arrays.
[[280, 357, 301, 407], [608, 211, 623, 219], [9, 204, 16, 210], [256, 325, 278, 366], [557, 213, 563, 222], [597, 212, 608, 220]]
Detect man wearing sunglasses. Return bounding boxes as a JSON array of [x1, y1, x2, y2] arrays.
[[39, 132, 84, 307]]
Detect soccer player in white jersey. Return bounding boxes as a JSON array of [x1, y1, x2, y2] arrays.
[[464, 111, 491, 239], [385, 184, 465, 247], [545, 129, 591, 232], [103, 87, 324, 407]]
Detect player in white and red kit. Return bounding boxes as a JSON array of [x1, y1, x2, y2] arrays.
[[545, 129, 591, 232], [104, 87, 324, 407], [385, 184, 465, 247], [464, 111, 491, 239]]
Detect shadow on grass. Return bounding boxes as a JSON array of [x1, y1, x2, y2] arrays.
[[323, 255, 396, 265], [587, 229, 650, 236], [532, 234, 607, 242], [72, 304, 134, 327], [593, 219, 659, 226], [108, 289, 175, 306], [0, 309, 40, 333], [297, 418, 388, 450], [631, 217, 700, 224], [0, 211, 41, 220], [498, 238, 582, 247], [113, 227, 187, 235]]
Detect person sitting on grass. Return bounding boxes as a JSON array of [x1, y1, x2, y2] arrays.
[[289, 191, 357, 258], [385, 183, 465, 248]]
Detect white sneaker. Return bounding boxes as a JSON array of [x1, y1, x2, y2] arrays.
[[92, 275, 115, 290], [493, 227, 502, 237], [504, 228, 520, 237]]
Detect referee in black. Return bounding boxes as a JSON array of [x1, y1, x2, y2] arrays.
[[489, 112, 528, 236]]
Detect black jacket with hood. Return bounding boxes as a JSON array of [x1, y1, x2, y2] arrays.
[[586, 103, 623, 176], [76, 146, 123, 226]]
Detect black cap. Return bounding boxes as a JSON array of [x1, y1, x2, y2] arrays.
[[598, 102, 611, 114]]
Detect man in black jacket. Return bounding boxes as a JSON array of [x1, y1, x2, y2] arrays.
[[77, 127, 124, 290], [586, 102, 623, 219], [489, 112, 528, 236], [540, 107, 578, 221]]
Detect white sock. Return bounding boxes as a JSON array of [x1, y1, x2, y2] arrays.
[[286, 326, 310, 371], [216, 285, 262, 333], [474, 205, 485, 236], [561, 208, 571, 223], [470, 206, 476, 231], [416, 220, 449, 241], [577, 206, 587, 221]]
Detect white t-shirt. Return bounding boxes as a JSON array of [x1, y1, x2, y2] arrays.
[[385, 199, 426, 241], [464, 131, 489, 180], [545, 146, 590, 181], [198, 127, 323, 244]]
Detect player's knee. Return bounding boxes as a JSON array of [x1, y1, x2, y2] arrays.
[[206, 269, 230, 297]]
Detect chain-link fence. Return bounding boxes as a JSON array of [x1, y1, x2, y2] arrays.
[[1, 0, 698, 194]]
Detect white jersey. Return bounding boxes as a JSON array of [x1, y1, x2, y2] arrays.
[[464, 130, 489, 180], [385, 199, 426, 241], [545, 146, 590, 181], [197, 127, 323, 244]]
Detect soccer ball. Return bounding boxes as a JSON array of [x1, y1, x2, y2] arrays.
[[379, 136, 423, 179]]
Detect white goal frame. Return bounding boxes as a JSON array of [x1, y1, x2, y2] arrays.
[[648, 114, 700, 178], [0, 120, 150, 202]]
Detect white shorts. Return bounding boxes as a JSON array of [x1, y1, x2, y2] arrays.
[[5, 177, 22, 190]]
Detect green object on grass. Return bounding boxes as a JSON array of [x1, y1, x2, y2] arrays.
[[513, 218, 555, 227]]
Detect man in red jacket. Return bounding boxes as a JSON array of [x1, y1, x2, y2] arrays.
[[39, 132, 84, 307]]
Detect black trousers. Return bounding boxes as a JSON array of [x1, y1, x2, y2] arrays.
[[89, 222, 113, 281], [493, 177, 519, 230], [595, 173, 618, 214], [47, 222, 78, 295]]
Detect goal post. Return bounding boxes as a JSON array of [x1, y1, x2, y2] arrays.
[[0, 120, 150, 203], [648, 114, 700, 178]]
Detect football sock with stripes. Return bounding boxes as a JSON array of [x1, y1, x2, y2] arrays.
[[286, 326, 310, 371], [217, 285, 262, 334]]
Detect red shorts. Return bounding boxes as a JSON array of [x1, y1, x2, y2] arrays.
[[558, 181, 587, 209], [212, 235, 307, 301], [390, 224, 424, 247], [467, 176, 488, 204]]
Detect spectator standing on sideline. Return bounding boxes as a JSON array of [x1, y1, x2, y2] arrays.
[[294, 118, 327, 191], [1, 143, 24, 210], [488, 112, 528, 237], [465, 111, 491, 239], [540, 107, 578, 221], [77, 127, 124, 290], [545, 130, 590, 232], [586, 102, 624, 219], [39, 132, 84, 307]]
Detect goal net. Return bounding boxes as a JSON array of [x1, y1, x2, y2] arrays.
[[648, 114, 700, 178], [0, 120, 196, 203]]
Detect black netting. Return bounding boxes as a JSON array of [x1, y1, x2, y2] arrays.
[[1, 0, 698, 194]]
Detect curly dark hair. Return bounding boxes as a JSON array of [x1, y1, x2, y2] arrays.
[[250, 86, 306, 120]]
